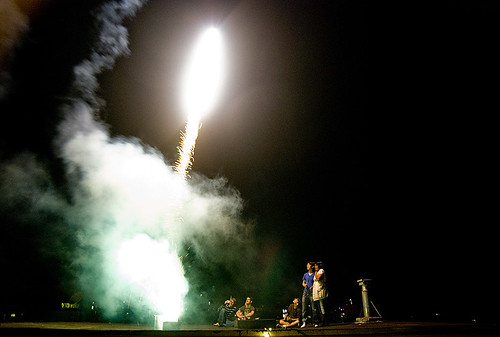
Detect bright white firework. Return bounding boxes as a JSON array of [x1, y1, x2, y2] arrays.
[[116, 234, 188, 324], [176, 27, 224, 178]]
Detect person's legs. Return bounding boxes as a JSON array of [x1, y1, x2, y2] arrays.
[[301, 292, 309, 324], [217, 308, 226, 326], [311, 298, 318, 325], [318, 300, 324, 326], [318, 298, 327, 326], [318, 299, 325, 315], [280, 318, 299, 328], [302, 292, 316, 327], [313, 300, 320, 326]]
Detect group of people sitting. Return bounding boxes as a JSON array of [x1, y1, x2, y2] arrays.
[[214, 261, 327, 329], [213, 296, 255, 327]]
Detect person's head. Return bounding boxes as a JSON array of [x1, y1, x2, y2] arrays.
[[229, 297, 236, 306], [292, 298, 300, 307], [315, 261, 323, 271], [245, 297, 252, 306], [307, 262, 315, 271]]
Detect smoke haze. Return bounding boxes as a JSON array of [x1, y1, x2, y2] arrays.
[[0, 0, 255, 323]]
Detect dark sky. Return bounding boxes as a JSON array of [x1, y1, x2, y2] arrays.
[[0, 0, 497, 323]]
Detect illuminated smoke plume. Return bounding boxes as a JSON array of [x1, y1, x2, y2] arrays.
[[71, 0, 145, 110], [0, 0, 253, 325], [56, 103, 189, 321]]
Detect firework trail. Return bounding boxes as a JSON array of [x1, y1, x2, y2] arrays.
[[175, 27, 224, 178], [176, 116, 201, 179]]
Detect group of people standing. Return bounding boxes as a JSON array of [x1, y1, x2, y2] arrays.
[[214, 261, 327, 329], [279, 261, 328, 328], [300, 261, 328, 328]]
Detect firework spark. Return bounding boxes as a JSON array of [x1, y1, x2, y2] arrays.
[[176, 27, 224, 178]]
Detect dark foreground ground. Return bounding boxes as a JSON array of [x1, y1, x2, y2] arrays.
[[0, 321, 498, 337]]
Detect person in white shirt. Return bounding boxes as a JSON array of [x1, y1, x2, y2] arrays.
[[312, 261, 328, 327]]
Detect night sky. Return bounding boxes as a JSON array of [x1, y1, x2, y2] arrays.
[[0, 0, 497, 324]]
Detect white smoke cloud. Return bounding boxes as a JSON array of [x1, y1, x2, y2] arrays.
[[54, 99, 253, 320], [70, 0, 145, 109], [0, 0, 255, 323]]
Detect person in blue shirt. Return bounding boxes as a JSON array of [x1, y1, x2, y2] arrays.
[[301, 262, 317, 328]]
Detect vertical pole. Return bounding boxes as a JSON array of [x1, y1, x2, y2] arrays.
[[356, 279, 381, 323], [357, 279, 373, 319], [361, 283, 371, 318]]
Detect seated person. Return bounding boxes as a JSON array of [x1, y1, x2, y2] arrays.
[[278, 298, 301, 328], [236, 297, 255, 320], [214, 296, 237, 327]]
